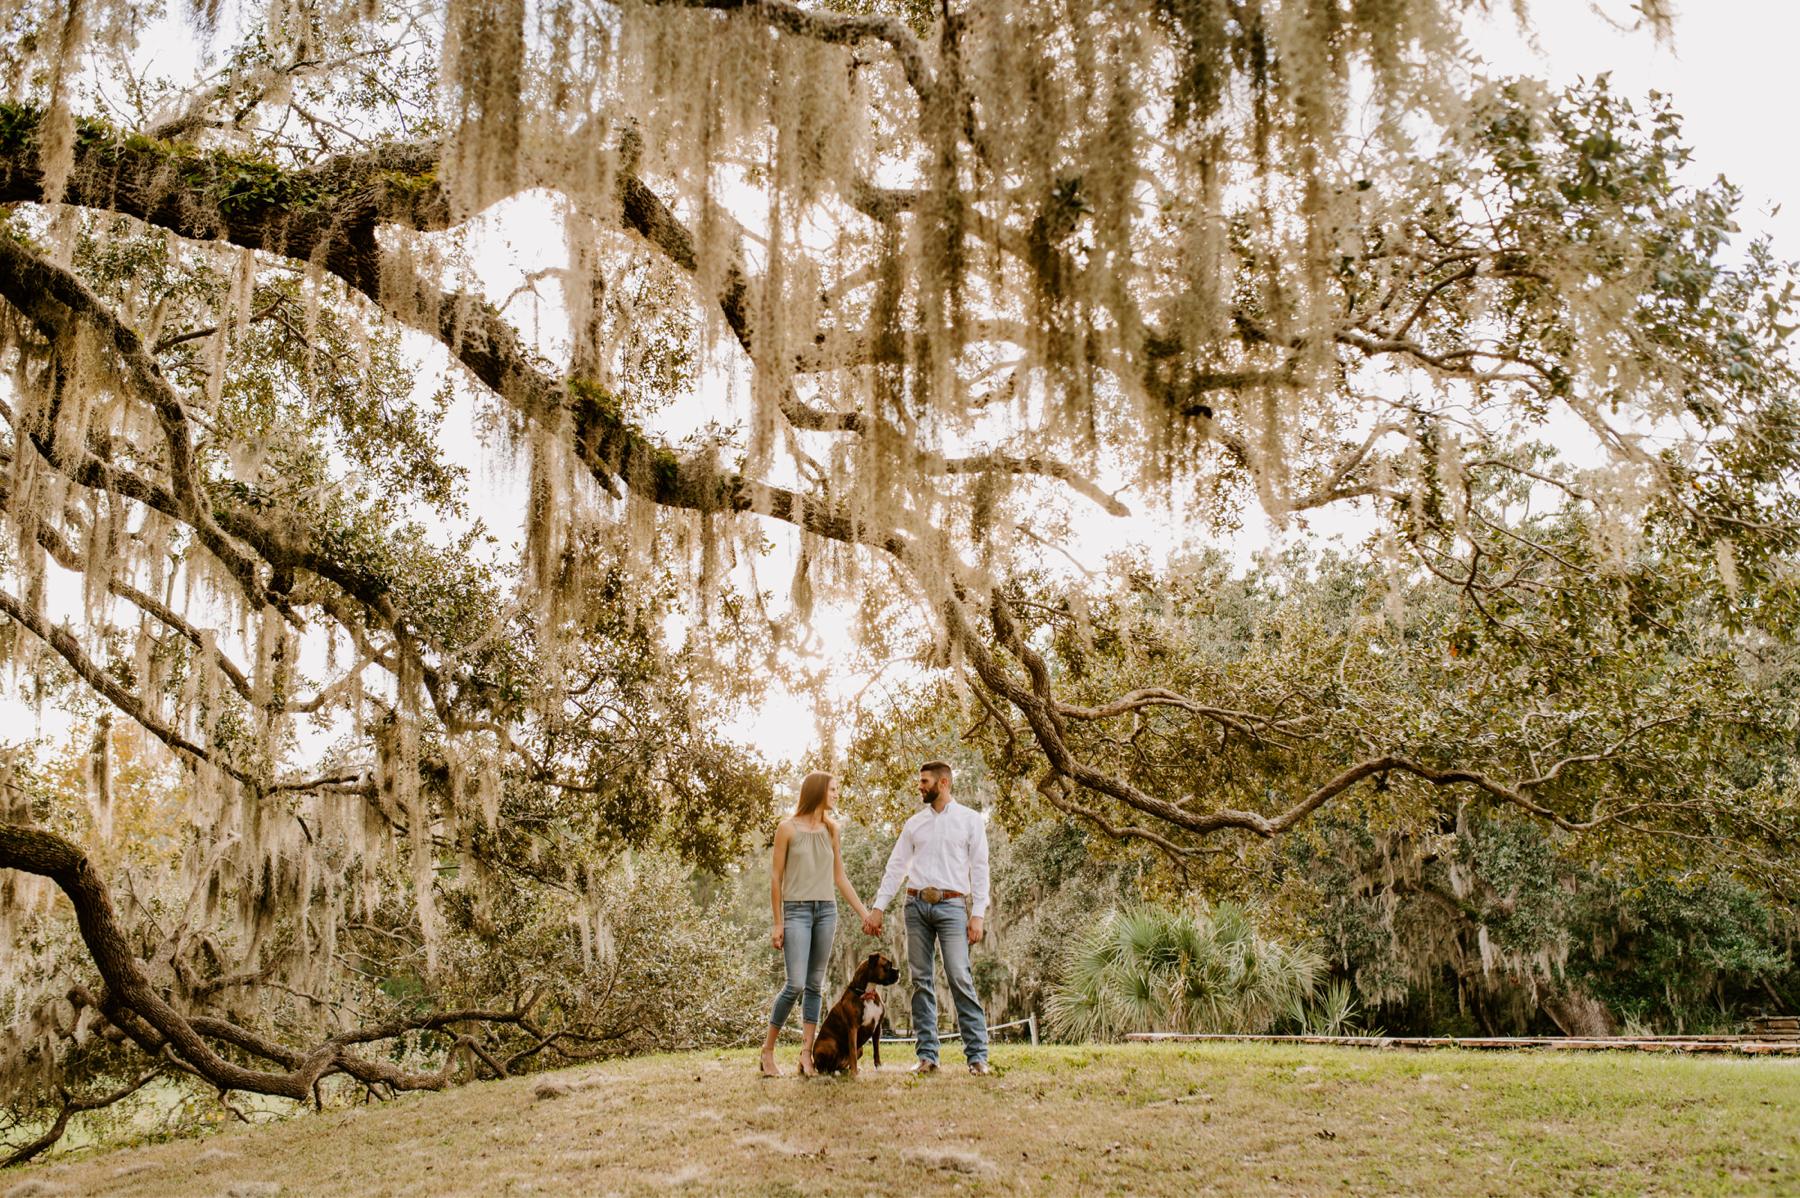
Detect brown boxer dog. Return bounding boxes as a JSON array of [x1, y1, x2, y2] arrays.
[[807, 952, 901, 1076]]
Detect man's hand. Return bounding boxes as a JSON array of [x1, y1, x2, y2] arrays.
[[772, 925, 784, 950], [967, 916, 984, 945], [864, 910, 884, 936]]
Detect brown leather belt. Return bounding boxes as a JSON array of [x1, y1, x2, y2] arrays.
[[908, 887, 964, 903]]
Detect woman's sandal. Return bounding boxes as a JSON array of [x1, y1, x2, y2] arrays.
[[758, 1053, 781, 1078], [797, 1050, 816, 1078]]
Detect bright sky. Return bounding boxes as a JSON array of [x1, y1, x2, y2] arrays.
[[1491, 3, 1800, 253]]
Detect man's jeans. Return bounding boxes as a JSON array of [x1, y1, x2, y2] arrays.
[[770, 900, 837, 1027], [905, 895, 988, 1064]]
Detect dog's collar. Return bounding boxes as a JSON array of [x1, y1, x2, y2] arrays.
[[861, 988, 880, 1003]]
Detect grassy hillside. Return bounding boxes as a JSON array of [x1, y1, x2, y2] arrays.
[[11, 1043, 1799, 1196]]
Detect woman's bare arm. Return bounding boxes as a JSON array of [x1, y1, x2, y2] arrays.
[[770, 820, 791, 947]]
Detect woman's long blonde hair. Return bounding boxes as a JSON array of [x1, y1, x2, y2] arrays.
[[794, 771, 835, 820]]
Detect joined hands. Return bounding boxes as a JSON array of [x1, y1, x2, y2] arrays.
[[858, 910, 983, 941]]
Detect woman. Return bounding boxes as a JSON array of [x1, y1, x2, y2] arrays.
[[759, 770, 872, 1078]]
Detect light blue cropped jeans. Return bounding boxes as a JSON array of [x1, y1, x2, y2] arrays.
[[769, 899, 837, 1027]]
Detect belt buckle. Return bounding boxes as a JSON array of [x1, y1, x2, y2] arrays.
[[920, 886, 943, 904]]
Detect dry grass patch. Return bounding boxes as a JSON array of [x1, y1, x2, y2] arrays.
[[7, 1043, 1798, 1196]]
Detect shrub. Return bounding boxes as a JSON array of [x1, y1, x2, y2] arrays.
[[1046, 903, 1322, 1041]]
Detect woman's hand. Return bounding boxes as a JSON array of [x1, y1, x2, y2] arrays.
[[772, 925, 785, 950]]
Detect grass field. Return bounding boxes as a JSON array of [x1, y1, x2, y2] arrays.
[[9, 1042, 1798, 1196]]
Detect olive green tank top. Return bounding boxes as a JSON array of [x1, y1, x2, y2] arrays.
[[782, 824, 835, 901]]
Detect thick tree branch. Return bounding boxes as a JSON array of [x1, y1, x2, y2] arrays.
[[647, 0, 936, 100], [0, 234, 268, 605], [0, 1070, 159, 1169], [0, 825, 539, 1103], [952, 587, 1683, 842], [0, 480, 257, 703], [0, 586, 255, 786], [937, 453, 1130, 517], [1, 823, 325, 1100], [1034, 772, 1199, 870]]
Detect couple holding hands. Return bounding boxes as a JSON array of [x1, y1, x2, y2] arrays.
[[758, 761, 992, 1078]]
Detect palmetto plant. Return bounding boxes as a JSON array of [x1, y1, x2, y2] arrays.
[[1046, 904, 1324, 1042], [1284, 979, 1380, 1038]]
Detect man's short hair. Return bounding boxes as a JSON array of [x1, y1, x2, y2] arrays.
[[920, 760, 953, 784]]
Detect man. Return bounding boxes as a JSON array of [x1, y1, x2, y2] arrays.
[[864, 760, 992, 1076]]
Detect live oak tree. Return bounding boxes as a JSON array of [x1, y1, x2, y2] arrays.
[[0, 0, 1796, 1139], [846, 543, 1800, 1033]]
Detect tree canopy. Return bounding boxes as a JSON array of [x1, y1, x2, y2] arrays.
[[0, 0, 1796, 1143]]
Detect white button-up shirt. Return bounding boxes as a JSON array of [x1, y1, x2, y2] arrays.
[[873, 799, 991, 918]]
